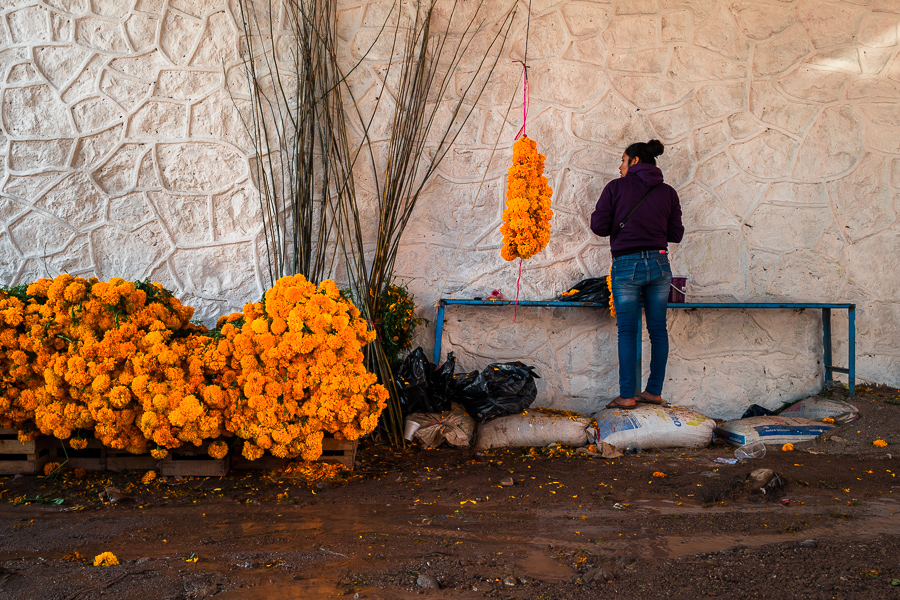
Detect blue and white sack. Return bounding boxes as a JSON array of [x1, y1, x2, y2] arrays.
[[716, 415, 834, 446]]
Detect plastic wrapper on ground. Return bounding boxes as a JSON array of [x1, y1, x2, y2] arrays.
[[591, 405, 716, 450], [474, 410, 590, 450], [715, 416, 835, 446], [407, 404, 475, 449]]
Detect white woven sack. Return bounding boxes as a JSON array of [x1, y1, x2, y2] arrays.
[[779, 396, 858, 422], [591, 405, 716, 450], [475, 412, 590, 450]]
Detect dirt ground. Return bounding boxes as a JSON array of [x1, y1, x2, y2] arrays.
[[1, 384, 898, 599]]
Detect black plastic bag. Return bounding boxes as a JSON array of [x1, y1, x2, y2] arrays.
[[450, 370, 478, 395], [557, 277, 610, 304], [741, 404, 776, 419], [397, 348, 454, 414], [427, 352, 456, 411], [397, 348, 433, 414], [459, 361, 540, 422]]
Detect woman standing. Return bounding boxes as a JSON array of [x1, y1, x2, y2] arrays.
[[590, 140, 684, 409]]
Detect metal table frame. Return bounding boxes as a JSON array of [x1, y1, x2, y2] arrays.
[[433, 300, 856, 397]]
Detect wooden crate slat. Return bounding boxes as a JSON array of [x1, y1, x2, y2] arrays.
[[231, 438, 358, 470], [54, 439, 107, 471], [159, 440, 229, 477], [0, 430, 52, 475], [0, 439, 37, 454], [231, 454, 290, 471], [317, 438, 357, 468], [106, 451, 160, 472], [161, 454, 230, 477]]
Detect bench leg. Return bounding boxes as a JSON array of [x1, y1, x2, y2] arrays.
[[822, 307, 832, 385], [433, 303, 445, 365], [849, 306, 855, 397]]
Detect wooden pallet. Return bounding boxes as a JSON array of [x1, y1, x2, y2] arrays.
[[0, 429, 52, 475], [231, 438, 358, 470], [319, 438, 358, 468], [106, 448, 160, 473], [160, 441, 230, 477], [54, 438, 107, 472]]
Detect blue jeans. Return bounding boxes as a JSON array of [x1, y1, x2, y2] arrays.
[[611, 251, 672, 398]]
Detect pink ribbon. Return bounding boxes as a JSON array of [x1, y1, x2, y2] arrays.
[[513, 60, 529, 140]]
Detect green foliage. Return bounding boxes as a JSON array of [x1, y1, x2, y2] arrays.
[[0, 284, 39, 303], [377, 283, 425, 369]]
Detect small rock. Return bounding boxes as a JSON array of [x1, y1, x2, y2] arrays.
[[748, 468, 775, 488], [616, 556, 636, 567], [416, 574, 439, 589], [799, 539, 818, 548], [135, 557, 151, 564], [747, 469, 784, 494], [316, 482, 330, 490], [517, 576, 532, 585], [829, 435, 847, 442], [502, 575, 516, 587], [101, 486, 133, 504], [583, 567, 612, 584], [499, 477, 514, 487]]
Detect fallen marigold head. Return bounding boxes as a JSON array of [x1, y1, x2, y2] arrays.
[[93, 552, 119, 566], [782, 443, 794, 451], [873, 439, 888, 448], [141, 470, 157, 484], [63, 551, 86, 563], [208, 440, 228, 459], [652, 472, 666, 478], [43, 461, 61, 476], [822, 417, 835, 423]]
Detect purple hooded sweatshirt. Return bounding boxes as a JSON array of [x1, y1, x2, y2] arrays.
[[590, 163, 684, 257]]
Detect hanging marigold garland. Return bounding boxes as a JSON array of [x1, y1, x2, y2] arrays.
[[500, 135, 553, 261]]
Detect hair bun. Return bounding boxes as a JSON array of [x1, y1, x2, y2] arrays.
[[647, 139, 664, 158]]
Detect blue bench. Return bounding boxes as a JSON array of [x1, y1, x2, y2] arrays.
[[433, 299, 856, 397]]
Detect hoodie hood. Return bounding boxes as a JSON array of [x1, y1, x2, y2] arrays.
[[626, 162, 664, 187]]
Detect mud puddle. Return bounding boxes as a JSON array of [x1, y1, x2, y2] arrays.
[[6, 497, 898, 599]]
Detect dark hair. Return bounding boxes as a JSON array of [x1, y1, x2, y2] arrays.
[[624, 139, 664, 165]]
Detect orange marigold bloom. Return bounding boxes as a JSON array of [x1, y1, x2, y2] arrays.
[[208, 440, 228, 459]]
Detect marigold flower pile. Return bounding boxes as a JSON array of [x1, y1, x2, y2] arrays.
[[214, 275, 388, 461], [500, 136, 553, 261], [0, 274, 388, 461], [0, 276, 201, 453]]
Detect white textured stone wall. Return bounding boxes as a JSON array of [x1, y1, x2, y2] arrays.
[[2, 0, 899, 419]]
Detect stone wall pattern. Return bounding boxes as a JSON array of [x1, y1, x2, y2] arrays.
[[1, 0, 899, 419]]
